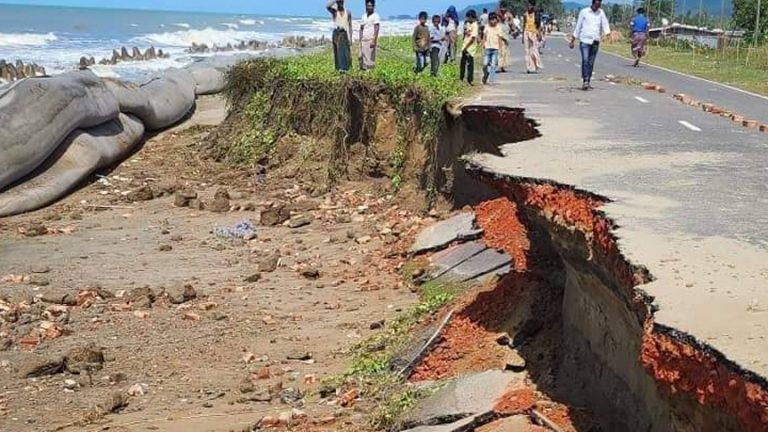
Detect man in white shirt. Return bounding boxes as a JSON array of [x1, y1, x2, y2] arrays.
[[359, 0, 380, 70], [570, 0, 610, 90]]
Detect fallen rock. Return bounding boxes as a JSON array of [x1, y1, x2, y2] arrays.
[[28, 274, 50, 286], [260, 205, 290, 226], [504, 350, 527, 372], [288, 215, 311, 228], [65, 343, 105, 374], [300, 267, 320, 279], [17, 354, 66, 378], [209, 196, 230, 213], [257, 254, 280, 273], [165, 284, 197, 304], [41, 292, 77, 306], [20, 222, 48, 237], [126, 286, 155, 308], [244, 272, 262, 283], [174, 189, 198, 207], [287, 352, 312, 361], [126, 185, 154, 202]]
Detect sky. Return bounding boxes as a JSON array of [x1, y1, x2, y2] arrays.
[[0, 0, 478, 16]]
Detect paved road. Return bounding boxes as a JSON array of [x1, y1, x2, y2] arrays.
[[468, 38, 768, 379], [551, 34, 768, 124]]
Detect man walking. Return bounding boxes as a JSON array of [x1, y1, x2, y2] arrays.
[[326, 0, 353, 72], [460, 9, 479, 85], [430, 14, 446, 76], [522, 1, 542, 74], [630, 7, 650, 67], [359, 0, 380, 70], [570, 0, 610, 90]]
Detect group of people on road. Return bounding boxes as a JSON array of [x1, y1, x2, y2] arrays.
[[421, 2, 553, 85], [324, 0, 651, 91]]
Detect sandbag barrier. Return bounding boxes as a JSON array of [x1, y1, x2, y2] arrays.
[[0, 60, 228, 217]]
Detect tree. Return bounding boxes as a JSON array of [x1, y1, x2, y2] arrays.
[[733, 0, 767, 42]]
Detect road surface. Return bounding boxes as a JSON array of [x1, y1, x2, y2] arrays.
[[469, 37, 768, 379]]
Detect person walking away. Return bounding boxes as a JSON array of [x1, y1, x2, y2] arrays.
[[512, 13, 522, 39], [522, 2, 542, 73], [359, 0, 380, 70], [430, 15, 446, 76], [460, 9, 479, 85], [327, 0, 353, 72], [497, 7, 512, 72], [479, 8, 489, 40], [482, 12, 503, 84], [413, 12, 430, 73], [443, 6, 460, 63], [570, 0, 610, 90], [630, 7, 650, 67]]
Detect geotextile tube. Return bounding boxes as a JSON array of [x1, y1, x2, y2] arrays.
[[0, 70, 120, 191], [185, 63, 226, 96], [0, 114, 145, 217], [104, 68, 197, 131]]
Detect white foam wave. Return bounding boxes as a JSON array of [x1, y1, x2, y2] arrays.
[[221, 22, 239, 29], [239, 19, 257, 25], [173, 23, 191, 29], [134, 27, 279, 47], [0, 32, 58, 47]]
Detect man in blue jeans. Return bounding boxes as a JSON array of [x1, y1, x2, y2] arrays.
[[570, 0, 610, 90]]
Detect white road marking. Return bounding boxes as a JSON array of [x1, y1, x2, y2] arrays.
[[634, 96, 650, 103], [602, 50, 768, 102], [678, 120, 702, 131], [609, 82, 617, 85]]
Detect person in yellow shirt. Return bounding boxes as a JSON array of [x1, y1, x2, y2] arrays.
[[482, 13, 504, 84], [460, 9, 478, 85], [522, 1, 542, 73]]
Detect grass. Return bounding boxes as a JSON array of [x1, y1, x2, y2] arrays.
[[330, 278, 465, 431], [220, 36, 469, 197], [602, 38, 768, 96]]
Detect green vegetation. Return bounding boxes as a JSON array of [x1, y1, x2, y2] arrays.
[[333, 278, 464, 430], [219, 36, 467, 196], [603, 38, 768, 96]]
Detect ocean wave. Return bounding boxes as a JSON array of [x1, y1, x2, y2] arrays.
[[0, 32, 58, 47], [238, 19, 257, 25], [173, 23, 191, 29], [221, 22, 239, 30], [134, 27, 279, 47]]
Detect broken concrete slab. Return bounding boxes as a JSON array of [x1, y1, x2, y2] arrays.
[[474, 264, 513, 284], [401, 412, 495, 432], [402, 370, 522, 429], [438, 249, 512, 283], [427, 241, 488, 280], [410, 213, 482, 254]]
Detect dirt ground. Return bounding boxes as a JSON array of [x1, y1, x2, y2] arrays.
[[0, 96, 430, 432]]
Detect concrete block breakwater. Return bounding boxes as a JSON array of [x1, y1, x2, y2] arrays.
[[0, 59, 231, 217]]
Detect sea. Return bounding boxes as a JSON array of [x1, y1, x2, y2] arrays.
[[0, 3, 414, 81]]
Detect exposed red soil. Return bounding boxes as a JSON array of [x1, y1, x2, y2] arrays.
[[472, 175, 768, 432], [494, 387, 538, 415], [642, 332, 768, 431], [475, 197, 530, 270], [410, 197, 539, 381]]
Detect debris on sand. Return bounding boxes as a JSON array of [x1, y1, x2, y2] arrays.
[[214, 219, 257, 240]]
